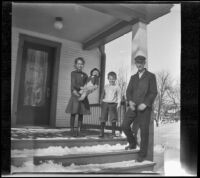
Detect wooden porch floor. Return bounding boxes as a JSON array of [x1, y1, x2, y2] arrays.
[[11, 127, 122, 140]]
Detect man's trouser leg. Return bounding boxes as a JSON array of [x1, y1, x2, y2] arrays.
[[122, 108, 137, 147], [138, 109, 151, 158]]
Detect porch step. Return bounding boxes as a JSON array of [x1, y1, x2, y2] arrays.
[[11, 149, 139, 167], [96, 161, 156, 173], [11, 136, 127, 149]]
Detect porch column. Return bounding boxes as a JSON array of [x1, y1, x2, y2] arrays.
[[131, 22, 154, 162], [99, 45, 106, 103], [131, 22, 148, 74]]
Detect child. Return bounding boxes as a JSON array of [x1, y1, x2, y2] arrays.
[[65, 57, 90, 137], [78, 68, 100, 101], [99, 71, 121, 138]]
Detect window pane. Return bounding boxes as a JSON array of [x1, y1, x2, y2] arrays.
[[23, 49, 48, 106]]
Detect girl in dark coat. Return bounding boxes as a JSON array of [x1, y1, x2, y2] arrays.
[[65, 57, 90, 137]]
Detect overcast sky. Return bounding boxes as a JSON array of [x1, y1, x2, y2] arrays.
[[105, 4, 180, 84]]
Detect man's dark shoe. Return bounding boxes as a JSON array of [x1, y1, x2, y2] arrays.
[[125, 144, 136, 150], [136, 156, 145, 162]]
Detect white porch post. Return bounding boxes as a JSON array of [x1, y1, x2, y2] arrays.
[[131, 22, 148, 74], [131, 21, 154, 162]]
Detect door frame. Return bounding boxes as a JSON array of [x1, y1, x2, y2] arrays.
[[12, 34, 61, 127]]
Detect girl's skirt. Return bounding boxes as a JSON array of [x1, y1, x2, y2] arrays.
[[65, 94, 90, 115]]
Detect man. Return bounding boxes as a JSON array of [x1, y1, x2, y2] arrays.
[[122, 55, 157, 162]]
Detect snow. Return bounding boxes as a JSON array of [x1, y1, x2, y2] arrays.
[[12, 144, 139, 157], [11, 160, 152, 173], [164, 160, 193, 176], [154, 121, 181, 175]]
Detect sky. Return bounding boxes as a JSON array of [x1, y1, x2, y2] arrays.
[[105, 4, 181, 84]]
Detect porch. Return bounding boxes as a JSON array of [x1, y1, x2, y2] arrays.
[[11, 2, 173, 174]]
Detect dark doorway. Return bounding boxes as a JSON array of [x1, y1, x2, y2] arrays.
[[17, 41, 55, 126]]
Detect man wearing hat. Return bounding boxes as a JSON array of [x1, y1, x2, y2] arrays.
[[122, 55, 158, 162]]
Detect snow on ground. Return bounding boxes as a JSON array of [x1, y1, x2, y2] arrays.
[[11, 160, 152, 173], [12, 143, 139, 157], [153, 121, 180, 175], [164, 160, 194, 176]]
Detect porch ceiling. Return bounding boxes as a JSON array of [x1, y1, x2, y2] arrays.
[[12, 3, 173, 50]]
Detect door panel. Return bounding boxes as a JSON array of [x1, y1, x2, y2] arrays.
[[17, 41, 54, 125]]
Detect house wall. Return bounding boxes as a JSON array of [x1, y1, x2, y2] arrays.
[[12, 27, 101, 127]]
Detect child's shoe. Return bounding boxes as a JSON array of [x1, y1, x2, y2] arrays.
[[111, 122, 117, 138], [99, 122, 105, 138], [125, 144, 137, 150]]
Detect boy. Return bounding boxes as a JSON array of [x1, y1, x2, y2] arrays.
[[99, 71, 121, 138]]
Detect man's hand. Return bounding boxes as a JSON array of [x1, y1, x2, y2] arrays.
[[138, 103, 147, 111], [129, 104, 136, 111], [129, 101, 136, 111], [129, 101, 135, 107]]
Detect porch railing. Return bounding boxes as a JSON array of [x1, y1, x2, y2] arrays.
[[83, 102, 126, 131]]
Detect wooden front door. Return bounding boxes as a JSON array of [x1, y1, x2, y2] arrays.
[[17, 41, 54, 126]]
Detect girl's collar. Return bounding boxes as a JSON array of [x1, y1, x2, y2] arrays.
[[76, 69, 83, 73]]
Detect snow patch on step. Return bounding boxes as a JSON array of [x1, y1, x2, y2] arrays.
[[12, 144, 139, 157]]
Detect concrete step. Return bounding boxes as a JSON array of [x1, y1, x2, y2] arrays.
[[11, 136, 127, 149], [11, 149, 140, 167]]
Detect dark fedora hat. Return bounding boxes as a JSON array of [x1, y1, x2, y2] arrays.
[[135, 55, 146, 61]]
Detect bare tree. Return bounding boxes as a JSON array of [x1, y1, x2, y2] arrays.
[[154, 71, 172, 127], [166, 80, 180, 111], [117, 67, 128, 101]]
